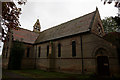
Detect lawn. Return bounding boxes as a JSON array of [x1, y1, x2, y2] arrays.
[[2, 69, 120, 80], [9, 70, 91, 78]]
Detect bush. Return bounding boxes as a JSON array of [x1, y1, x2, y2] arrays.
[[8, 41, 25, 69]]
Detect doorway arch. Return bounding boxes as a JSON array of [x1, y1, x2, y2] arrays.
[[95, 48, 110, 75]]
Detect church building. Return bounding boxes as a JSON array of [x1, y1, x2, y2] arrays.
[[2, 8, 119, 75]]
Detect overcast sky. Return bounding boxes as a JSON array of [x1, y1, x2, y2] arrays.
[[18, 0, 118, 31], [0, 0, 118, 55]]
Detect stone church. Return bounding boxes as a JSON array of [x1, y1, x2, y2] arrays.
[[2, 8, 120, 75]]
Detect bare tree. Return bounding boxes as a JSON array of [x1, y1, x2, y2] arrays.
[[102, 0, 120, 17]]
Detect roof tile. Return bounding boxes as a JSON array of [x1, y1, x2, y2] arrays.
[[12, 28, 39, 44], [35, 11, 96, 43]]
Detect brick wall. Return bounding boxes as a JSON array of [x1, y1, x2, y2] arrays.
[[2, 31, 119, 74], [34, 33, 119, 74]]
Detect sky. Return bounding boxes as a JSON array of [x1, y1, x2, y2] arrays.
[[0, 0, 118, 55], [18, 0, 118, 31]]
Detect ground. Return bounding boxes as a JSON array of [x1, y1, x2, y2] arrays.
[[2, 69, 120, 80]]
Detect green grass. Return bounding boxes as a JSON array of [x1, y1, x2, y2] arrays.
[[9, 70, 91, 79], [2, 69, 120, 80]]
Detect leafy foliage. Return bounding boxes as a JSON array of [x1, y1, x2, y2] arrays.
[[103, 32, 120, 64], [2, 2, 21, 29], [112, 16, 120, 31], [8, 41, 25, 70], [102, 17, 119, 33], [102, 0, 120, 17], [102, 0, 120, 7], [1, 0, 27, 42]]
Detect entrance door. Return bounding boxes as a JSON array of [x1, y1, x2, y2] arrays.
[[97, 56, 110, 75]]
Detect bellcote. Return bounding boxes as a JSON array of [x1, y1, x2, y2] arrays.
[[33, 19, 41, 33]]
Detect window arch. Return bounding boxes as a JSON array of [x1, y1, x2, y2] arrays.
[[38, 46, 41, 57], [72, 41, 76, 57], [58, 43, 61, 57], [47, 45, 49, 57], [27, 48, 30, 57]]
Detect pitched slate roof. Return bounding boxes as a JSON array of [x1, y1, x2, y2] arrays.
[[12, 28, 39, 44], [12, 9, 97, 44], [35, 10, 96, 43]]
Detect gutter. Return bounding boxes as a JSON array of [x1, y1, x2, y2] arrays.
[[80, 35, 84, 74], [34, 30, 90, 45], [34, 45, 37, 69]]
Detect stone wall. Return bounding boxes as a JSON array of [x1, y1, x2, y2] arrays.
[[21, 44, 35, 69], [82, 33, 119, 74], [2, 32, 119, 74], [34, 33, 119, 74]]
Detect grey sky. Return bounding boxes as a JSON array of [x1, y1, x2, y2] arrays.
[[0, 0, 118, 54], [18, 0, 118, 31]]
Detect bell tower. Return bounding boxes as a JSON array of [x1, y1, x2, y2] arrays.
[[33, 19, 41, 33]]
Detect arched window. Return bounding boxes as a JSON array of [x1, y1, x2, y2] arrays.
[[38, 46, 41, 57], [72, 41, 76, 57], [58, 43, 61, 57], [47, 45, 49, 57], [27, 48, 30, 57], [97, 23, 102, 36]]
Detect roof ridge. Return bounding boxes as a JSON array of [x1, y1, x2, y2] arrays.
[[35, 10, 96, 43], [41, 10, 96, 33], [13, 27, 39, 34], [88, 9, 97, 30]]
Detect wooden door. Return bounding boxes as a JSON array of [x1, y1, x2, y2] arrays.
[[97, 56, 110, 76]]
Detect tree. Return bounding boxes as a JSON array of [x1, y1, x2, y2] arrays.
[[103, 32, 120, 64], [102, 0, 120, 5], [0, 0, 27, 42], [102, 0, 120, 17], [112, 16, 120, 31], [8, 41, 25, 69], [102, 17, 119, 33]]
